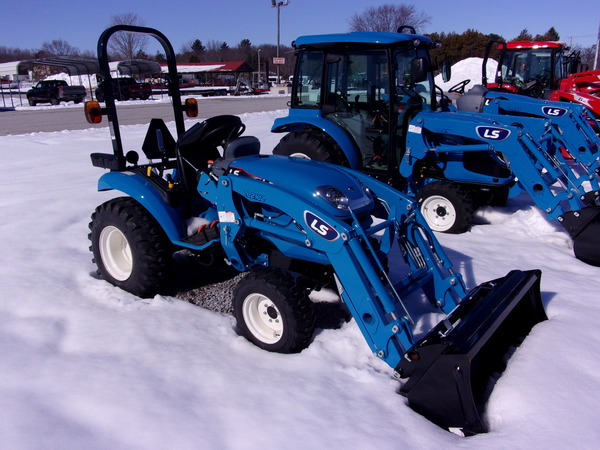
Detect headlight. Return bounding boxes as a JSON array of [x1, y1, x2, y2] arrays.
[[316, 186, 349, 210]]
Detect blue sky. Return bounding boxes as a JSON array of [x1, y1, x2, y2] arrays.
[[2, 0, 598, 56]]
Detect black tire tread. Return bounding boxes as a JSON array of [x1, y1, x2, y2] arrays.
[[273, 129, 348, 166], [88, 197, 173, 297], [416, 181, 474, 234], [233, 267, 316, 353]]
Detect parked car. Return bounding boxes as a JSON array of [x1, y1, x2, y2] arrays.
[[1, 79, 18, 89], [95, 77, 152, 101], [26, 80, 87, 106]]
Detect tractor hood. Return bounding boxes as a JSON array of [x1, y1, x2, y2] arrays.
[[220, 155, 374, 215]]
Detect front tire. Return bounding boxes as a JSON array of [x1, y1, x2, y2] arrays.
[[233, 268, 316, 353], [273, 130, 348, 165], [89, 197, 173, 297], [416, 182, 474, 233]]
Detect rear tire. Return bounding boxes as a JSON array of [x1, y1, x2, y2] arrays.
[[50, 97, 59, 105], [273, 130, 348, 166], [89, 197, 173, 297], [233, 268, 316, 353], [416, 182, 474, 233]]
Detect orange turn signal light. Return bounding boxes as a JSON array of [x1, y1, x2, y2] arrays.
[[185, 98, 198, 118], [84, 101, 103, 124]]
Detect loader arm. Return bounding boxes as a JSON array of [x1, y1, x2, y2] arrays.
[[461, 88, 600, 174], [404, 110, 600, 264], [198, 155, 469, 366]]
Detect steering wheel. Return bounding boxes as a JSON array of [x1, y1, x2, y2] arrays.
[[448, 79, 471, 95], [199, 115, 245, 148]]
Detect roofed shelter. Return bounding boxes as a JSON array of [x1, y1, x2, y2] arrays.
[[0, 58, 164, 107], [163, 61, 254, 88]]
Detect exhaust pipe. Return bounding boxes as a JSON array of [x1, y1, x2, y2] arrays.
[[396, 270, 546, 435]]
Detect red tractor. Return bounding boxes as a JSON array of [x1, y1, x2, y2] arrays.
[[482, 40, 600, 119]]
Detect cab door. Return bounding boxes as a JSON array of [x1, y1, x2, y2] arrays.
[[322, 50, 394, 178]]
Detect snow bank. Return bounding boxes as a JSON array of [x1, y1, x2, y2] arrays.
[[435, 57, 498, 92]]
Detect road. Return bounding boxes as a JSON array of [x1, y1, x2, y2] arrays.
[[0, 96, 289, 136]]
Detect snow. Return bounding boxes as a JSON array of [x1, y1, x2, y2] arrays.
[[435, 57, 498, 93], [2, 69, 600, 447]]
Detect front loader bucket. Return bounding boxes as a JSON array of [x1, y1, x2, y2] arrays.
[[397, 270, 546, 435], [560, 205, 600, 267]]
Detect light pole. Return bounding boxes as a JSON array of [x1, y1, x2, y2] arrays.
[[271, 0, 289, 84], [257, 48, 261, 87]]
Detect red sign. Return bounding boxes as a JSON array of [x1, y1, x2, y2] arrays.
[[273, 57, 285, 65]]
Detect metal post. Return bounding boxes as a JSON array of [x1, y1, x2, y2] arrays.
[[271, 1, 289, 85], [594, 20, 600, 71]]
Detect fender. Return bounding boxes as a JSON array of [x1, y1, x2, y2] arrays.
[[98, 171, 186, 242], [272, 109, 361, 169]]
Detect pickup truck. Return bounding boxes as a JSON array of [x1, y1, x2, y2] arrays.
[[26, 80, 87, 106], [95, 77, 152, 101]]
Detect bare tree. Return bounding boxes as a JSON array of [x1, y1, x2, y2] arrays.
[[40, 39, 80, 57], [348, 4, 430, 33], [108, 13, 148, 60], [0, 46, 34, 63]]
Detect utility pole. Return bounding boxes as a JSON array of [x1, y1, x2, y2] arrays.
[[594, 20, 599, 70], [271, 0, 289, 85]]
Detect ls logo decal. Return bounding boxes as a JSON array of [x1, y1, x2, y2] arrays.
[[541, 106, 567, 117], [304, 211, 339, 241], [476, 126, 511, 140]]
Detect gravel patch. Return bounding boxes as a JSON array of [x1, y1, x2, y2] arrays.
[[177, 272, 247, 314]]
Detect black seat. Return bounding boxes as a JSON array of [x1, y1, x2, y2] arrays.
[[210, 136, 261, 177], [175, 115, 246, 193], [223, 136, 261, 159]]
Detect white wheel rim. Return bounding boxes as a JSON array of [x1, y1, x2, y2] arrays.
[[420, 195, 457, 232], [289, 152, 311, 159], [99, 225, 133, 281], [242, 293, 283, 344]]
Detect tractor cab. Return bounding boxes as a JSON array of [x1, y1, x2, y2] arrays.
[[287, 31, 440, 181], [483, 40, 579, 98]]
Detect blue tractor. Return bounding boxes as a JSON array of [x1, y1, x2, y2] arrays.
[[271, 29, 600, 266], [85, 26, 546, 435]]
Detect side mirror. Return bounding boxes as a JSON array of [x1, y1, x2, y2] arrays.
[[84, 100, 103, 124], [441, 59, 451, 83], [411, 57, 429, 83], [397, 25, 416, 34], [184, 98, 198, 118]]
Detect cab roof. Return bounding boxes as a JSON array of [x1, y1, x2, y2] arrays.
[[505, 40, 566, 49], [293, 31, 432, 49]]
